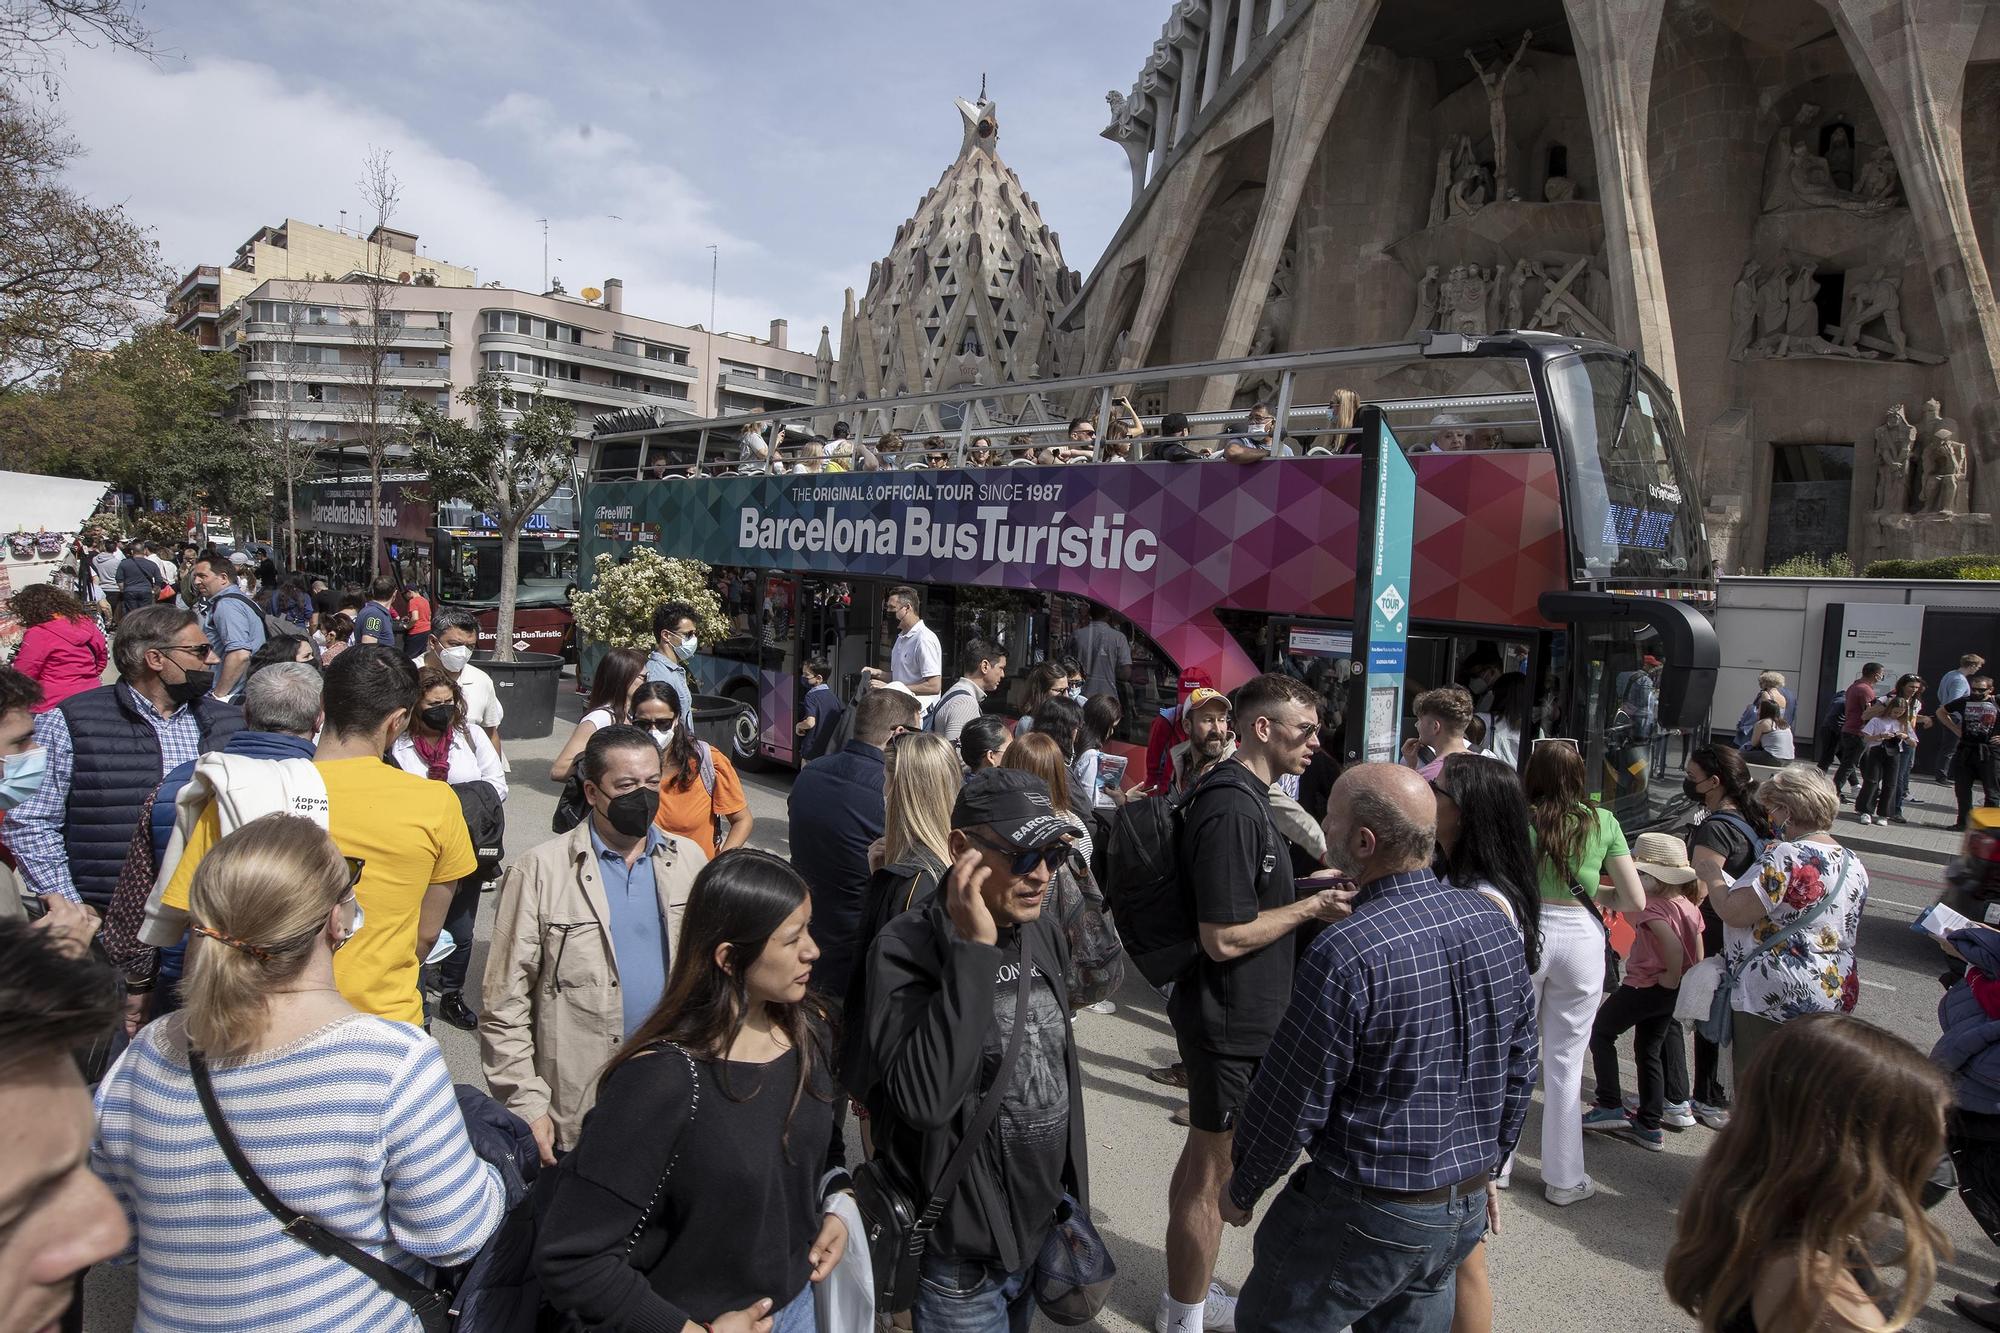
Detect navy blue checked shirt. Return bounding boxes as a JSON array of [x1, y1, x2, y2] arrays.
[[1228, 868, 1538, 1210]]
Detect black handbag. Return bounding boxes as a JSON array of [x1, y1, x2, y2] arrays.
[[190, 1049, 454, 1332], [550, 773, 589, 834], [852, 931, 1032, 1315], [1569, 882, 1621, 991]]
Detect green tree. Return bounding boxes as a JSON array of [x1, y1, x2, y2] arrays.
[[408, 371, 576, 661]]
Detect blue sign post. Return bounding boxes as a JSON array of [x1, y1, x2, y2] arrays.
[[1345, 406, 1416, 766]]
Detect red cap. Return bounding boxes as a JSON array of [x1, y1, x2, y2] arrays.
[[1177, 667, 1214, 707]]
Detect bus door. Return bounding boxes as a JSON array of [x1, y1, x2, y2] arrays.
[[758, 573, 801, 766]]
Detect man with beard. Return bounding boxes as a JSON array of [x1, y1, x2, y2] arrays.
[[1168, 687, 1235, 796]]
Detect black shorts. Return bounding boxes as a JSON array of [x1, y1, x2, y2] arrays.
[[1176, 1034, 1259, 1133]]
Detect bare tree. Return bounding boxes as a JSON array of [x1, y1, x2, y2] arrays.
[[346, 147, 403, 580], [252, 279, 318, 568], [0, 0, 150, 96]]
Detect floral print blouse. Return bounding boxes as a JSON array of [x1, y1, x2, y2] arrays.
[[1722, 838, 1867, 1023]]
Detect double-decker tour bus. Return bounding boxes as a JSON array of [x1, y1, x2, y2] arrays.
[[582, 332, 1717, 831], [292, 475, 581, 657]]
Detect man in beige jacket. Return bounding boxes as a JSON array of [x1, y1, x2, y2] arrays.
[[480, 723, 702, 1163]]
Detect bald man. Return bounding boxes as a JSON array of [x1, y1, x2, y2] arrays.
[[1221, 763, 1539, 1333]]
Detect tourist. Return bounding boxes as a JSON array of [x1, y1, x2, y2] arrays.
[[0, 665, 46, 822], [967, 435, 1001, 467], [550, 646, 646, 783], [863, 584, 942, 700], [1733, 669, 1796, 747], [629, 680, 680, 747], [1943, 675, 2000, 830], [650, 687, 752, 860], [114, 542, 163, 616], [157, 647, 477, 1026], [1222, 763, 1537, 1332], [1853, 690, 1916, 825], [1826, 661, 1884, 793], [1523, 740, 1645, 1206], [534, 849, 847, 1332], [1938, 653, 1984, 782], [1676, 747, 1770, 1131], [1039, 416, 1096, 465], [788, 688, 917, 1005], [483, 724, 700, 1162], [317, 612, 355, 664], [1427, 412, 1475, 453], [1880, 673, 1932, 816], [1161, 674, 1353, 1333], [1027, 695, 1095, 814], [352, 574, 401, 648], [1476, 671, 1529, 768], [1405, 685, 1475, 780], [1714, 764, 1866, 1080], [736, 418, 773, 470], [2, 605, 240, 914], [190, 552, 268, 703], [94, 815, 505, 1330], [390, 665, 507, 1030], [794, 657, 843, 762], [847, 731, 964, 1041], [1430, 751, 1539, 1333], [852, 768, 1089, 1333], [1223, 403, 1282, 464], [1070, 604, 1132, 703], [397, 579, 432, 658], [0, 920, 130, 1333], [643, 600, 700, 720], [108, 663, 323, 1033], [88, 537, 123, 625], [1166, 686, 1235, 797], [244, 632, 318, 683], [1742, 696, 1794, 763], [9, 583, 107, 713], [1014, 661, 1067, 734], [1582, 833, 1704, 1151], [959, 714, 1011, 773], [1154, 411, 1210, 463], [416, 607, 505, 761], [1664, 1015, 1946, 1333], [929, 636, 1005, 746], [1003, 729, 1098, 877], [261, 577, 315, 637]]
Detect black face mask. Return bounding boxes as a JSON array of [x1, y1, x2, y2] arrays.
[[601, 787, 660, 838], [164, 669, 212, 706], [419, 704, 455, 732]]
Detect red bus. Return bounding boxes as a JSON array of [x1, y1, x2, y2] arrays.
[[584, 334, 1718, 831]]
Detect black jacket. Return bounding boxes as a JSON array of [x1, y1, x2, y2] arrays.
[[852, 898, 1088, 1273]]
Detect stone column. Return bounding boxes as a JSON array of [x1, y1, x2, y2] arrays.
[[1268, 0, 1286, 31], [1202, 0, 1231, 108], [1173, 44, 1201, 146], [1232, 0, 1254, 70], [1820, 0, 2000, 513], [1197, 0, 1384, 410], [1562, 0, 1681, 401], [1147, 88, 1171, 183]]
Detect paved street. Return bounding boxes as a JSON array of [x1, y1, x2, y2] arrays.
[[81, 691, 2000, 1330]]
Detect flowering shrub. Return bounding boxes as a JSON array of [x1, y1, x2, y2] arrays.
[[570, 548, 728, 652]]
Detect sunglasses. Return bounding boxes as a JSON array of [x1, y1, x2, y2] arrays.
[[343, 856, 366, 890], [966, 829, 1072, 876]]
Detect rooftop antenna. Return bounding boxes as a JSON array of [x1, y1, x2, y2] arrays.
[[979, 71, 986, 101], [538, 219, 549, 291], [339, 208, 347, 235], [707, 243, 718, 331]]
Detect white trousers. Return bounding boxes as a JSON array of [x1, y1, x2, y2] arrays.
[[1532, 903, 1606, 1191]]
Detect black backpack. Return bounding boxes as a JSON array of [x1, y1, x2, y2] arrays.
[[1097, 762, 1263, 989]]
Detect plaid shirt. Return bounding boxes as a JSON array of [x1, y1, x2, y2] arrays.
[[1228, 868, 1538, 1209], [2, 684, 200, 903]]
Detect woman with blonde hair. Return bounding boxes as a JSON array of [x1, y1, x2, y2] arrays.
[[1665, 1013, 1948, 1333], [854, 733, 962, 967], [91, 815, 504, 1331]]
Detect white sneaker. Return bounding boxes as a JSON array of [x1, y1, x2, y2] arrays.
[[1692, 1100, 1730, 1130], [1858, 813, 1874, 825], [1085, 999, 1117, 1014], [1545, 1177, 1597, 1207], [1155, 1284, 1237, 1333]]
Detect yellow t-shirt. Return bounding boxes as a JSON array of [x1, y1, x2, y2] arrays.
[[164, 757, 478, 1024]]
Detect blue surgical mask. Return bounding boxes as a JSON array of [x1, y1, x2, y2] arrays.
[[0, 746, 46, 811]]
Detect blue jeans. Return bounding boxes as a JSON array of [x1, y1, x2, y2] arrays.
[[913, 1253, 1035, 1333], [1237, 1163, 1486, 1333], [770, 1282, 815, 1333]]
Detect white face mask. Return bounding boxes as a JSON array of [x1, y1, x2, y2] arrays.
[[649, 725, 675, 748], [437, 644, 473, 673], [672, 634, 698, 664]]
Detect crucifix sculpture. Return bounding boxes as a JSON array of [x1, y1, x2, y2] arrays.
[[1465, 30, 1533, 197]]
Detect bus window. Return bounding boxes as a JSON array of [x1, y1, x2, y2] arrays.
[[1567, 618, 1693, 829]]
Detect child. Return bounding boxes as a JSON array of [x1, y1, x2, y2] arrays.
[[794, 657, 842, 763], [1581, 831, 1705, 1150]]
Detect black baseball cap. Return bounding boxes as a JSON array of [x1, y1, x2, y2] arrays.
[[952, 768, 1070, 849], [1161, 411, 1189, 435]]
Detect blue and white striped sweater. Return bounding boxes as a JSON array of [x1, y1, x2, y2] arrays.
[[93, 1013, 504, 1332]]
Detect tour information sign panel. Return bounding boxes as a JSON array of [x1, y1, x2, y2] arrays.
[[1347, 408, 1415, 765]]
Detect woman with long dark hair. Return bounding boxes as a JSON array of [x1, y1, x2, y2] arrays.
[[1681, 745, 1771, 1130], [1014, 662, 1068, 733], [550, 646, 647, 782], [646, 681, 754, 860], [1523, 741, 1644, 1208], [1029, 695, 1095, 814], [536, 850, 848, 1333], [958, 714, 1011, 772], [9, 582, 107, 711]]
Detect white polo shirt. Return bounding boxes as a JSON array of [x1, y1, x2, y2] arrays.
[[415, 655, 504, 730], [890, 619, 942, 688]]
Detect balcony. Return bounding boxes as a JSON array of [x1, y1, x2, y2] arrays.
[[476, 328, 698, 382], [244, 320, 450, 345], [491, 370, 698, 414], [171, 265, 221, 304], [719, 369, 816, 404], [244, 361, 452, 386]]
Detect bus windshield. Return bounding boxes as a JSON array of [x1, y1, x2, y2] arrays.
[[436, 534, 578, 607]]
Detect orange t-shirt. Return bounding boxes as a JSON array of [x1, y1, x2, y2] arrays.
[[651, 743, 746, 861]]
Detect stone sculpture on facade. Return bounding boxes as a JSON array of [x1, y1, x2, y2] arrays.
[[1248, 246, 1296, 357], [1408, 264, 1441, 338], [1504, 259, 1534, 330], [1753, 262, 1792, 354], [1923, 429, 1967, 514], [1824, 121, 1856, 191], [1839, 268, 1907, 360], [1442, 264, 1491, 335], [1873, 404, 1915, 513], [1543, 174, 1576, 202], [1464, 30, 1533, 196], [1728, 260, 1760, 361], [1447, 137, 1490, 218], [1762, 102, 1821, 211], [1855, 146, 1901, 204], [1785, 142, 1895, 215]]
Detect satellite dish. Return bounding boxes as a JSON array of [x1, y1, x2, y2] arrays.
[[582, 286, 602, 302]]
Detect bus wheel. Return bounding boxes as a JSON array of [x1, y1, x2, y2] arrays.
[[727, 685, 773, 771]]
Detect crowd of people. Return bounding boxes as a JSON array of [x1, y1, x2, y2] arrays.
[[6, 569, 2000, 1333], [1804, 653, 1999, 831]]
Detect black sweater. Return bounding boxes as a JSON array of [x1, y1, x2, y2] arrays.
[[534, 1035, 845, 1332]]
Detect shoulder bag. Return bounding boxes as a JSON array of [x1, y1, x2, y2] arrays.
[[851, 930, 1032, 1315], [1568, 879, 1623, 991], [1689, 850, 1852, 1048]]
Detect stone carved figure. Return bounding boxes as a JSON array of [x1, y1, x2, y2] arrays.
[[1465, 31, 1533, 197], [1824, 122, 1856, 191], [1504, 259, 1534, 330], [1786, 263, 1820, 343], [1408, 264, 1442, 338], [1856, 145, 1900, 204], [1105, 89, 1127, 121], [1444, 264, 1491, 335], [1763, 102, 1820, 212], [1754, 262, 1792, 354], [1543, 175, 1576, 202], [1874, 404, 1916, 514], [1728, 261, 1761, 361], [1787, 142, 1893, 214], [1840, 268, 1907, 359], [1428, 145, 1455, 227], [1923, 429, 1967, 514], [1448, 139, 1489, 218]]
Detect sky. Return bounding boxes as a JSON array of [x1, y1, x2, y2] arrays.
[[46, 0, 1166, 352]]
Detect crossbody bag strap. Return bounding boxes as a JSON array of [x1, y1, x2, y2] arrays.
[[188, 1050, 446, 1318], [915, 930, 1034, 1236], [620, 1043, 700, 1260], [1723, 850, 1852, 987], [1568, 880, 1611, 931]]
